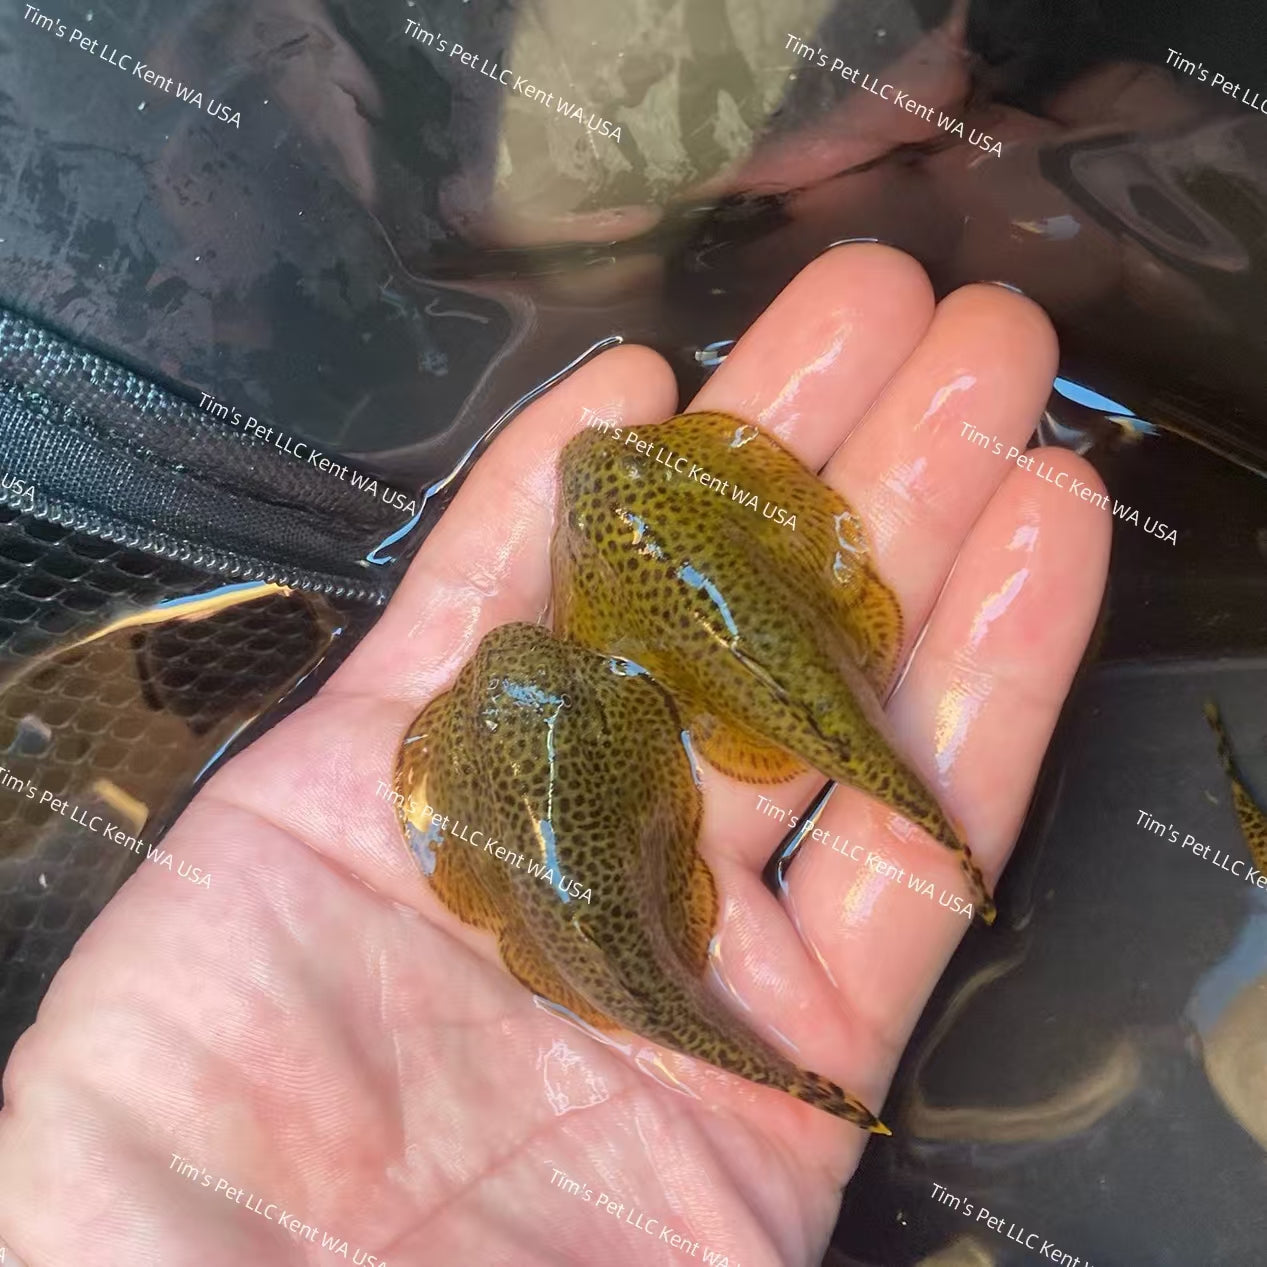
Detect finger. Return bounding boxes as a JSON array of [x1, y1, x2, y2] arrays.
[[783, 450, 1109, 1052], [681, 307, 1065, 1119], [702, 283, 1057, 876], [891, 452, 1109, 864], [688, 243, 935, 468], [824, 282, 1059, 660], [332, 342, 678, 705]]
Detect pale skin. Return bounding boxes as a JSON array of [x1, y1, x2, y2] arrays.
[[0, 245, 1109, 1267]]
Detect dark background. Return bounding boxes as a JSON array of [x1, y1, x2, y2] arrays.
[[2, 1, 1267, 1262]]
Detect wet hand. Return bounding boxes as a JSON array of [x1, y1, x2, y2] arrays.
[[0, 244, 1109, 1267]]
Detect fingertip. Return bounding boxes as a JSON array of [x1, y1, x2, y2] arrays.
[[690, 242, 937, 463], [580, 342, 678, 416], [938, 282, 1060, 381], [1002, 448, 1113, 589], [331, 339, 679, 703], [812, 240, 937, 319], [540, 341, 678, 441]]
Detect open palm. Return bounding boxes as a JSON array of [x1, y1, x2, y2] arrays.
[[0, 245, 1108, 1267]]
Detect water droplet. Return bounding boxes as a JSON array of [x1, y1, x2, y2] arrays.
[[694, 339, 735, 369], [405, 821, 440, 876], [833, 508, 863, 552], [608, 656, 648, 678], [730, 424, 759, 448], [1014, 214, 1080, 241]]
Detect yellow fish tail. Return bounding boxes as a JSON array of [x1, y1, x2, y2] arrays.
[[1205, 700, 1267, 873]]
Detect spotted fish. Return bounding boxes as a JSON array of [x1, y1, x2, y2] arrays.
[[1205, 701, 1267, 872], [552, 411, 994, 922], [393, 621, 887, 1130]]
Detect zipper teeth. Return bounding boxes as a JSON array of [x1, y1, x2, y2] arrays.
[[3, 484, 389, 606], [0, 314, 411, 522]]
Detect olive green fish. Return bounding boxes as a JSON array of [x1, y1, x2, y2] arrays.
[[553, 411, 994, 923], [1205, 701, 1267, 872], [393, 621, 887, 1130]]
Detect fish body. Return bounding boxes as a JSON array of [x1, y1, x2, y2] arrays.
[[553, 411, 994, 921], [393, 621, 885, 1129], [1206, 701, 1267, 872]]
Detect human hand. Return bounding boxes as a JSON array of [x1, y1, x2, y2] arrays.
[[0, 244, 1109, 1267]]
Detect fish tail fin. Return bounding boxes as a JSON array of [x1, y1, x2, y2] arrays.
[[610, 952, 890, 1132], [1204, 700, 1267, 873], [1205, 699, 1239, 780], [957, 846, 997, 925], [779, 1068, 891, 1133], [703, 1034, 890, 1133], [916, 800, 996, 925], [821, 688, 997, 924], [662, 963, 890, 1132], [860, 793, 997, 925]]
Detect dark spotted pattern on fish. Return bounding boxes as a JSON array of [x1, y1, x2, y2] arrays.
[[393, 621, 886, 1129], [552, 411, 994, 922]]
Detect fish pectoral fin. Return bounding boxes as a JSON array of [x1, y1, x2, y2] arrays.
[[693, 712, 806, 783], [832, 563, 904, 698], [815, 503, 904, 696], [498, 924, 619, 1031], [416, 815, 510, 933], [395, 694, 508, 935]]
